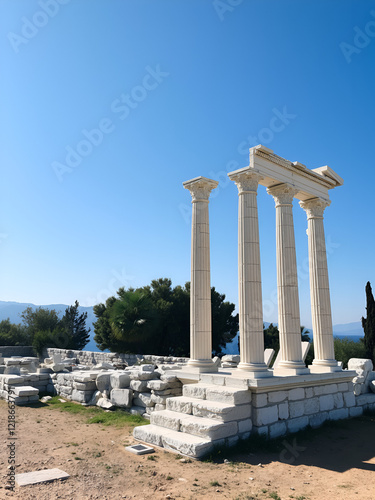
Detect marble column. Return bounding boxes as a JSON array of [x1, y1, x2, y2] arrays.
[[183, 176, 218, 372], [228, 169, 271, 377], [300, 198, 341, 372], [267, 184, 309, 375]]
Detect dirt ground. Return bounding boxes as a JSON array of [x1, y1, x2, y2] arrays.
[[0, 399, 374, 500]]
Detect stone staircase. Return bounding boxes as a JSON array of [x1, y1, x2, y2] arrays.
[[133, 382, 252, 458]]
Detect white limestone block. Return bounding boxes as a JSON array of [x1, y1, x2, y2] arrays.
[[180, 415, 238, 440], [353, 383, 362, 396], [13, 386, 39, 397], [88, 390, 101, 406], [287, 416, 309, 433], [343, 391, 356, 407], [110, 372, 130, 389], [319, 394, 334, 411], [73, 381, 96, 391], [151, 410, 181, 431], [96, 397, 114, 410], [264, 349, 275, 367], [288, 388, 305, 401], [278, 401, 289, 420], [140, 364, 155, 372], [370, 380, 375, 394], [154, 403, 165, 411], [333, 393, 344, 409], [96, 372, 112, 392], [252, 393, 268, 408], [289, 401, 305, 418], [130, 380, 149, 392], [313, 384, 338, 396], [254, 425, 269, 437], [238, 418, 252, 433], [222, 355, 240, 363], [338, 382, 349, 392], [269, 421, 287, 439], [305, 387, 314, 398], [348, 358, 373, 373], [329, 408, 349, 421], [147, 380, 170, 391], [166, 397, 193, 414], [304, 397, 319, 415], [195, 399, 250, 421], [309, 411, 328, 429], [349, 406, 363, 417], [205, 386, 251, 405], [71, 389, 93, 404], [151, 394, 169, 405], [110, 389, 132, 408], [268, 390, 287, 404], [130, 406, 146, 415], [252, 405, 278, 426], [183, 384, 206, 399], [137, 392, 154, 407]]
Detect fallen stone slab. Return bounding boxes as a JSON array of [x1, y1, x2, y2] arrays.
[[125, 444, 155, 455], [15, 468, 70, 486]]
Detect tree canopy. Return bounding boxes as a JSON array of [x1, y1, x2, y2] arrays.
[[93, 278, 238, 356]]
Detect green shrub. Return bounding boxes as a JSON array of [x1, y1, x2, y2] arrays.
[[334, 337, 366, 368]]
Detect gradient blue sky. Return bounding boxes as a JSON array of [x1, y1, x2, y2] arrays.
[[0, 0, 374, 328]]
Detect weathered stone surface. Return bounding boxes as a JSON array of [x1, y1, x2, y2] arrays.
[[147, 380, 169, 391], [73, 381, 96, 391], [343, 391, 356, 407], [110, 372, 130, 389], [305, 387, 314, 398], [252, 405, 278, 426], [192, 400, 251, 423], [289, 401, 305, 418], [370, 380, 375, 394], [96, 372, 112, 392], [278, 401, 289, 420], [130, 380, 148, 392], [319, 394, 334, 411], [88, 390, 101, 406], [96, 397, 114, 409], [183, 384, 206, 400], [287, 416, 309, 433], [15, 468, 69, 486], [288, 388, 305, 401], [71, 389, 93, 404], [309, 411, 328, 429], [304, 397, 319, 415], [137, 392, 154, 407], [313, 384, 338, 396], [130, 406, 146, 415], [252, 393, 267, 408], [333, 393, 344, 409], [13, 386, 39, 397], [205, 386, 251, 405], [269, 422, 287, 439], [349, 406, 363, 417], [180, 414, 238, 440], [167, 397, 193, 414], [110, 389, 132, 408], [268, 390, 287, 404], [329, 408, 349, 420], [222, 355, 240, 363], [151, 410, 181, 431], [238, 418, 252, 433], [348, 358, 373, 373]]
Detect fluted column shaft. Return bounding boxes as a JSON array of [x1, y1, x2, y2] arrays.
[[300, 198, 341, 372], [183, 177, 218, 372], [268, 184, 309, 375], [229, 169, 271, 376]]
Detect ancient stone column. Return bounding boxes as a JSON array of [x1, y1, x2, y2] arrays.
[[300, 198, 341, 372], [267, 184, 309, 375], [228, 168, 271, 377], [183, 176, 218, 372]]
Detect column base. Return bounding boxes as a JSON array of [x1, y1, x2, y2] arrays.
[[309, 360, 342, 373], [187, 358, 218, 373], [237, 362, 273, 378], [273, 360, 310, 376]]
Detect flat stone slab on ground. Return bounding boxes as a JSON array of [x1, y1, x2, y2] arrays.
[[16, 468, 70, 486], [125, 444, 155, 455]]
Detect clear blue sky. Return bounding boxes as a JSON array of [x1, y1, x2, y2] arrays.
[[0, 0, 374, 328]]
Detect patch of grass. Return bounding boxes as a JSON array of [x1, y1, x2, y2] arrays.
[[261, 489, 268, 494], [296, 496, 307, 500], [166, 475, 173, 480], [269, 493, 281, 500], [74, 456, 83, 460], [94, 452, 102, 458], [43, 396, 148, 427], [147, 455, 156, 461], [210, 481, 221, 487]]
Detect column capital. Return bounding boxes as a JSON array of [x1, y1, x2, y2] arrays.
[[183, 176, 218, 202], [267, 184, 298, 206], [299, 198, 331, 219], [228, 168, 263, 194]]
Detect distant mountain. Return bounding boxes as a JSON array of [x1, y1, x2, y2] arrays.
[[0, 301, 364, 354], [0, 300, 99, 352]]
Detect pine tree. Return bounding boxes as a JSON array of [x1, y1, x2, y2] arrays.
[[361, 281, 375, 363], [62, 300, 91, 350]]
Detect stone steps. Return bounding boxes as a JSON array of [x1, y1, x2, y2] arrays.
[[151, 409, 238, 440], [166, 395, 250, 422], [133, 424, 213, 458], [183, 383, 251, 404], [133, 382, 252, 458]]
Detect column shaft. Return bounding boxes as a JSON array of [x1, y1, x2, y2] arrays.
[[229, 169, 271, 376], [183, 177, 218, 372], [300, 198, 340, 372], [268, 184, 309, 375]]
